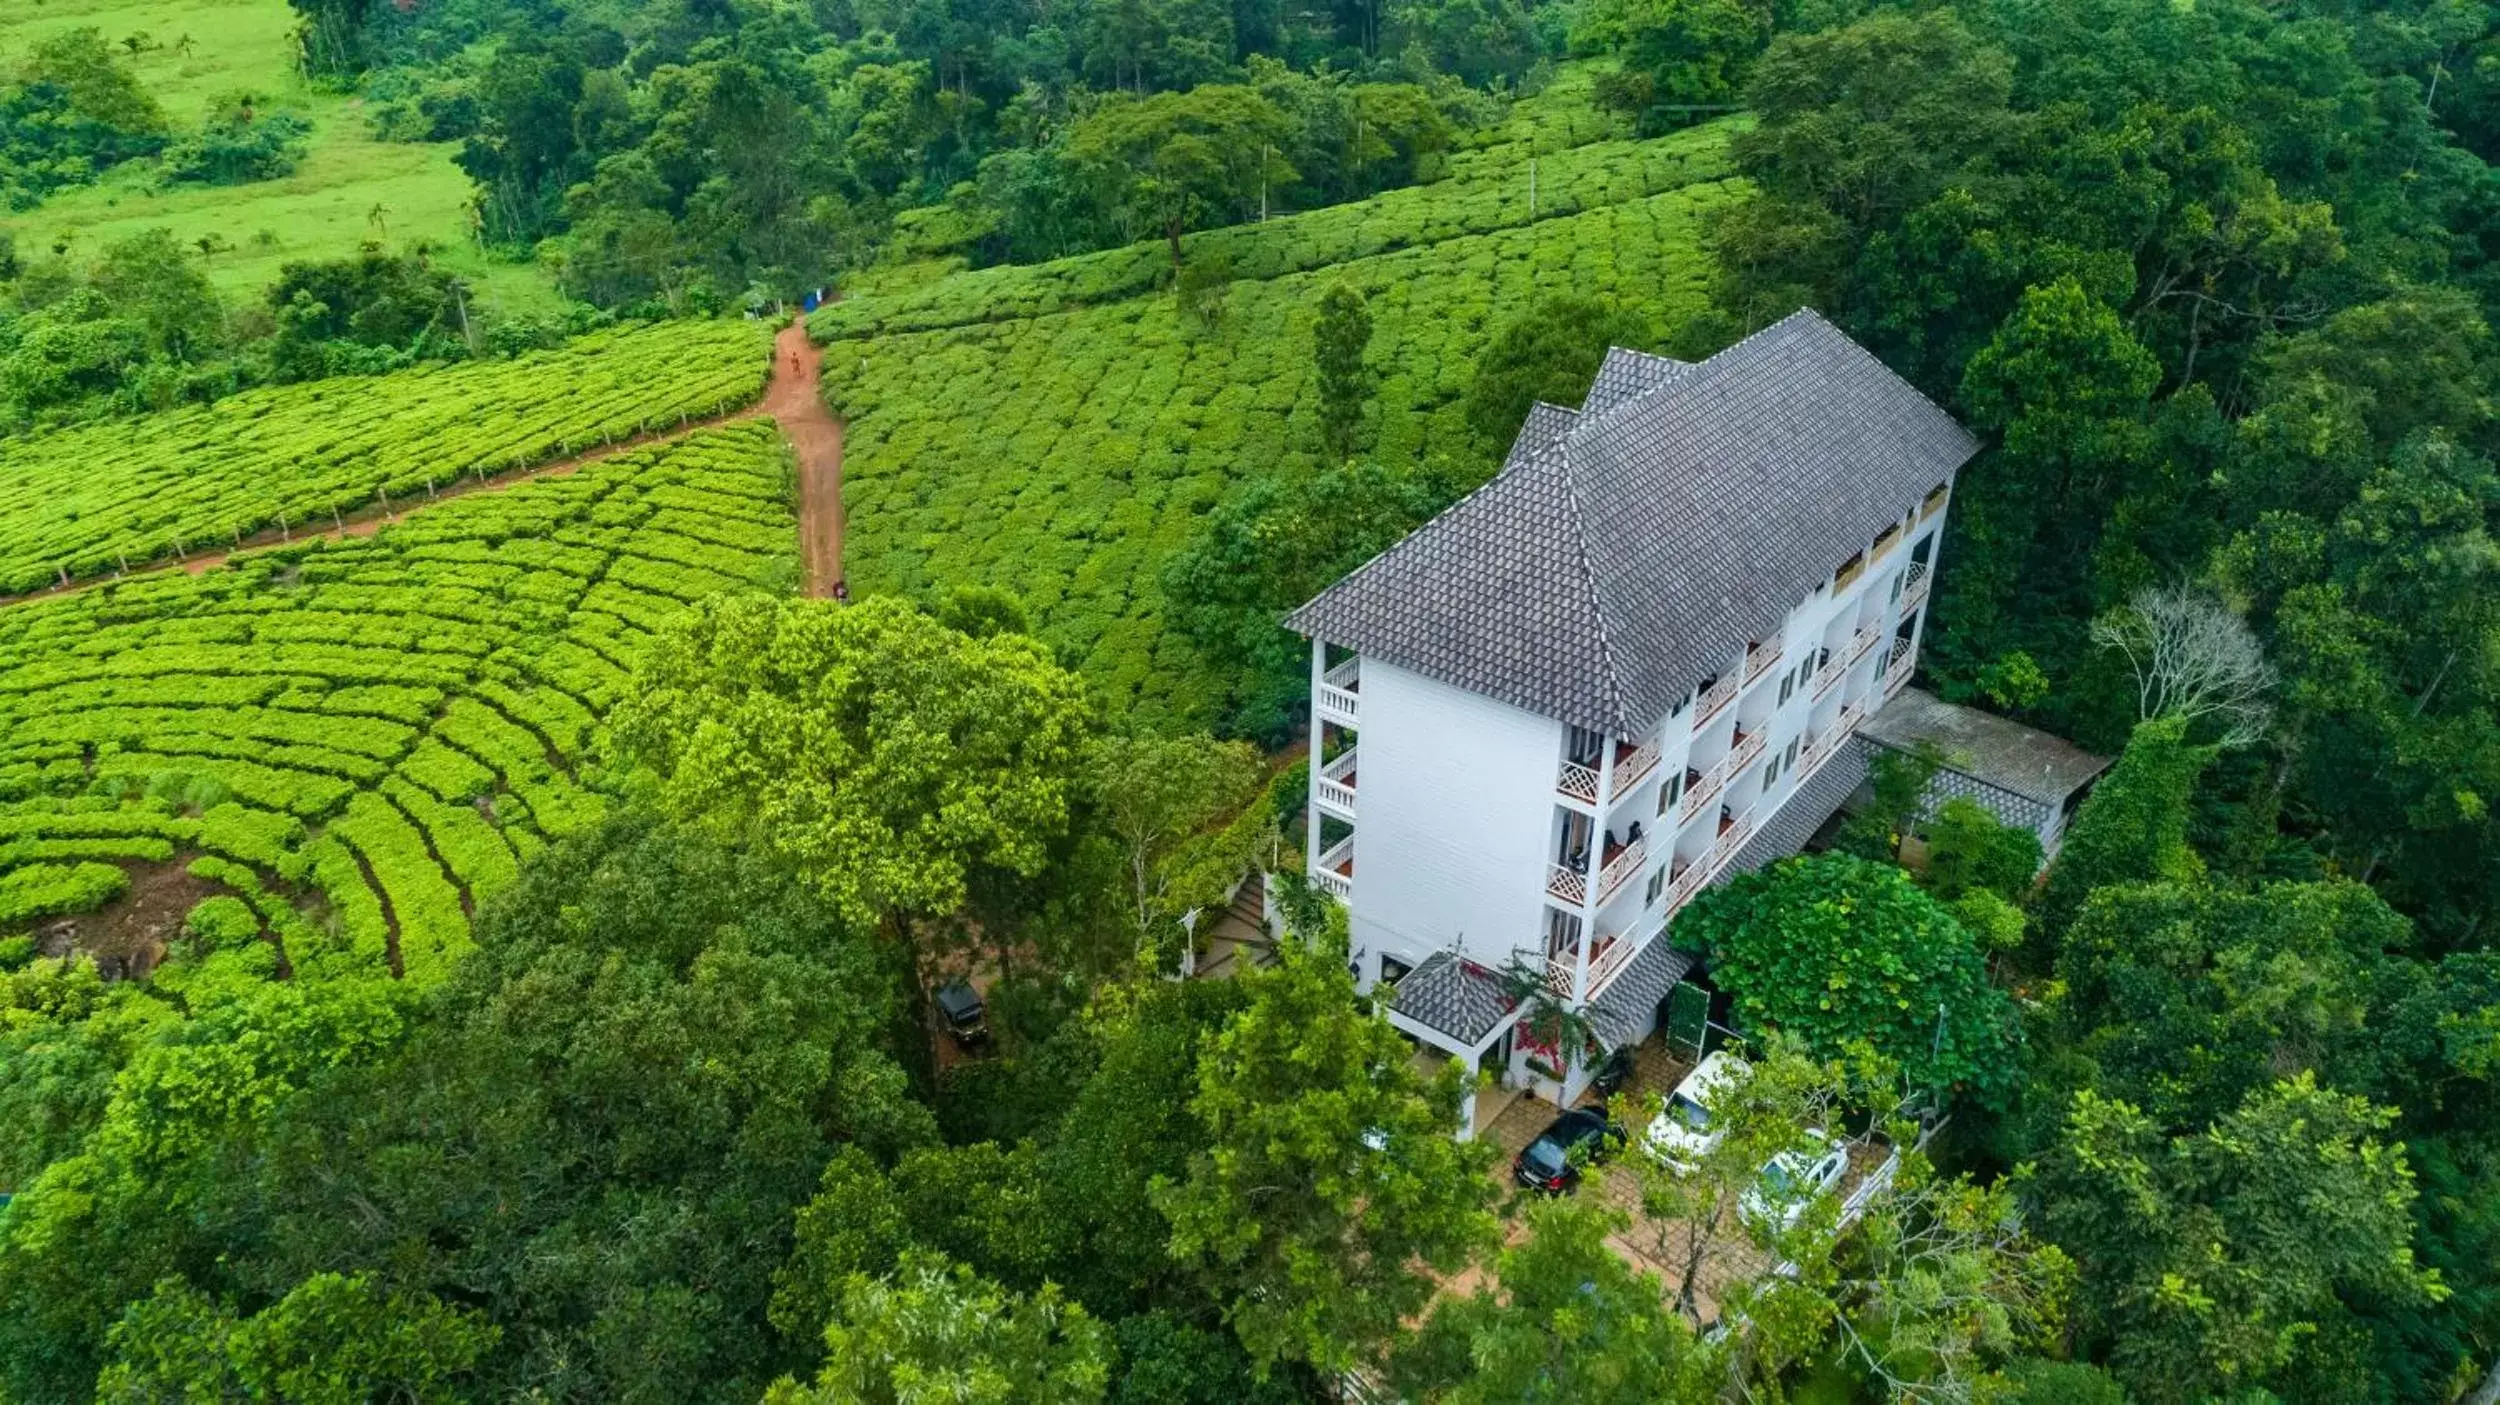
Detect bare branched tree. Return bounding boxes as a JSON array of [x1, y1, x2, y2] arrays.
[[2090, 584, 2276, 748]]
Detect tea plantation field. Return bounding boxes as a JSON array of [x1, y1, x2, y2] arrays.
[[0, 320, 773, 595], [813, 118, 1744, 728], [0, 420, 795, 983]]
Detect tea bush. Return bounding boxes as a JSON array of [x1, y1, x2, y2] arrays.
[[0, 420, 795, 979], [821, 160, 1741, 727], [0, 320, 774, 594]]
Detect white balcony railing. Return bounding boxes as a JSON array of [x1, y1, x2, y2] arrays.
[[1596, 838, 1647, 904], [1679, 760, 1725, 822], [1557, 759, 1600, 804], [1706, 807, 1755, 869], [1547, 862, 1588, 906], [1694, 673, 1738, 725], [1813, 629, 1877, 700], [1613, 738, 1661, 793], [1744, 643, 1782, 686], [1318, 658, 1360, 726], [1901, 559, 1930, 611], [1316, 836, 1354, 901], [1834, 698, 1864, 737], [1726, 728, 1765, 777], [1666, 859, 1709, 912], [1317, 749, 1357, 816], [1546, 927, 1638, 1001], [1884, 647, 1915, 695]]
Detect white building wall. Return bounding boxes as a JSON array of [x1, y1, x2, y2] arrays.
[[1347, 658, 1558, 988]]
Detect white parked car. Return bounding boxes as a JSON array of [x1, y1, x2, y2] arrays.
[[1642, 1051, 1750, 1172], [1738, 1131, 1849, 1232]]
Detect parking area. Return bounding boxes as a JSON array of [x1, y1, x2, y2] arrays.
[[1473, 1036, 1895, 1328]]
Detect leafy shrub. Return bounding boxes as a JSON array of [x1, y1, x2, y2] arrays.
[[158, 93, 311, 186], [0, 861, 128, 927], [183, 895, 262, 950]]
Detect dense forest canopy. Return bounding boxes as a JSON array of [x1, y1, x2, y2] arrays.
[[0, 0, 2498, 1399]]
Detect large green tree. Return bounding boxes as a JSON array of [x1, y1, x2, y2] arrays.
[[1065, 87, 1295, 271], [613, 592, 1095, 1025], [1391, 1197, 1720, 1403], [2034, 1076, 2446, 1403], [1152, 933, 1497, 1374], [766, 1251, 1112, 1404], [1679, 853, 2023, 1104]]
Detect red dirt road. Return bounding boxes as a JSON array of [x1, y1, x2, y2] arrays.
[[1, 317, 848, 607], [767, 320, 847, 596]]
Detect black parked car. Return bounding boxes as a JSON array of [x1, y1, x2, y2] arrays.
[[1513, 1107, 1624, 1193], [935, 980, 988, 1050]]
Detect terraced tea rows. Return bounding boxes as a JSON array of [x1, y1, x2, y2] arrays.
[[821, 175, 1741, 727], [0, 420, 795, 982], [809, 117, 1739, 339], [0, 319, 774, 595]]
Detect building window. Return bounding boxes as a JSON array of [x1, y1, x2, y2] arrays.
[[1658, 770, 1684, 815], [1777, 670, 1794, 705], [1566, 725, 1605, 767], [1785, 738, 1801, 769], [1645, 867, 1666, 905], [1379, 954, 1414, 987], [1764, 751, 1783, 786]]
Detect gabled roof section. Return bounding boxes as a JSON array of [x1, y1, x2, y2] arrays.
[[1288, 310, 1978, 734], [1582, 347, 1690, 416], [1502, 400, 1580, 469]]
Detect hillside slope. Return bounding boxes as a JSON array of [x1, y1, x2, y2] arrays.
[[813, 117, 1746, 727], [0, 0, 554, 308]]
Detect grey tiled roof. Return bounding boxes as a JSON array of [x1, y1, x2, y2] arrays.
[[1589, 936, 1693, 1048], [1503, 401, 1582, 469], [1582, 347, 1691, 416], [1720, 739, 1867, 881], [1289, 311, 1980, 734], [1388, 950, 1518, 1046], [1858, 688, 2110, 805]]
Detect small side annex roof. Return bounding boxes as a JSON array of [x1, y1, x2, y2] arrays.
[[1286, 310, 1979, 736]]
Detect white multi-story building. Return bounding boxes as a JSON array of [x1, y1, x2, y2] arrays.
[[1286, 311, 1976, 1119]]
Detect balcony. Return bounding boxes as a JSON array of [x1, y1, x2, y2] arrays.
[[1870, 522, 1903, 564], [1694, 672, 1737, 726], [1679, 758, 1724, 822], [1921, 484, 1949, 522], [1883, 647, 1916, 696], [1812, 629, 1878, 700], [1547, 861, 1588, 906], [1596, 837, 1646, 904], [1612, 736, 1662, 793], [1318, 657, 1360, 726], [1317, 749, 1357, 817], [1706, 806, 1755, 868], [1316, 835, 1354, 901], [1556, 758, 1600, 804], [1666, 856, 1709, 912], [1546, 926, 1638, 1002], [1550, 741, 1662, 813], [1725, 726, 1765, 777], [1744, 641, 1783, 687], [1834, 552, 1866, 593], [1901, 559, 1930, 611]]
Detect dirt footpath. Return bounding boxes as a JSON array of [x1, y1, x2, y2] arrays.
[[767, 320, 847, 597]]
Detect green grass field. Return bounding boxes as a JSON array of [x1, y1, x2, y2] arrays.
[[814, 116, 1746, 729], [0, 0, 559, 310]]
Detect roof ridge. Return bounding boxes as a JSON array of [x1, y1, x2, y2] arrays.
[[1538, 438, 1635, 735]]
